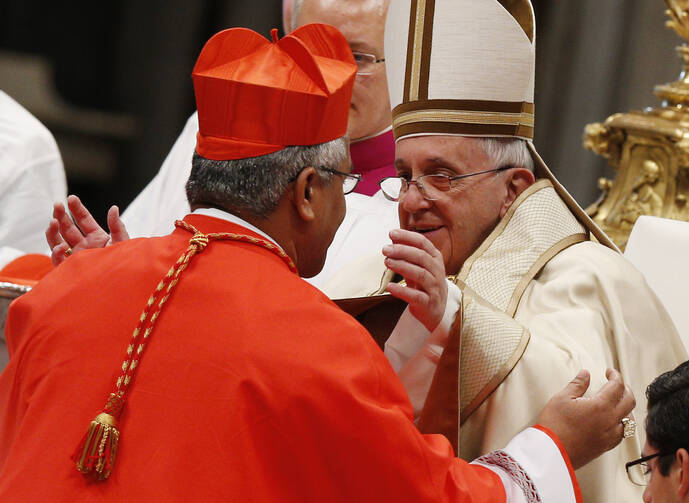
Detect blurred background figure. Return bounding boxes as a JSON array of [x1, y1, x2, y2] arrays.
[[0, 90, 66, 269], [625, 361, 689, 503]]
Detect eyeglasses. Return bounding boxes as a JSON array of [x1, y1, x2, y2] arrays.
[[318, 166, 362, 195], [289, 166, 362, 195], [379, 166, 514, 202], [625, 451, 676, 486], [352, 51, 385, 75]]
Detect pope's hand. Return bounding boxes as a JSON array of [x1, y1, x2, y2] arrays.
[[45, 195, 130, 266], [536, 368, 636, 470], [383, 229, 447, 332]]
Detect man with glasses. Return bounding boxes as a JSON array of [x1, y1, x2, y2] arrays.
[[324, 1, 687, 502], [46, 0, 399, 293], [625, 361, 689, 502], [0, 25, 638, 501]]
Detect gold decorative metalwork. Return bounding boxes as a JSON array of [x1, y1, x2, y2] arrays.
[[583, 0, 689, 249]]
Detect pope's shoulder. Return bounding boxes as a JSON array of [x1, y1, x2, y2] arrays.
[[542, 240, 652, 290]]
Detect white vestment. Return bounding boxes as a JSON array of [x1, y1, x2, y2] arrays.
[[330, 180, 687, 503], [0, 91, 66, 268], [120, 112, 399, 290]]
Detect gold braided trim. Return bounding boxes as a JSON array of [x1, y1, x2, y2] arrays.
[[460, 332, 530, 425], [393, 108, 535, 129], [457, 288, 530, 425], [505, 233, 587, 317], [73, 220, 297, 481]]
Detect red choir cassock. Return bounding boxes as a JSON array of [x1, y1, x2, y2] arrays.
[[1, 214, 511, 501]]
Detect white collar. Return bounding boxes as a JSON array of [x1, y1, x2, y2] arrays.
[[190, 207, 281, 250]]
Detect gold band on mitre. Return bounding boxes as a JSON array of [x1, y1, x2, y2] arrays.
[[392, 99, 535, 141]]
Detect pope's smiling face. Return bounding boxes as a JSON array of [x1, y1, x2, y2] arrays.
[[395, 135, 512, 275]]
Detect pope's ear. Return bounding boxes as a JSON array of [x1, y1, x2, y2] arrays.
[[291, 167, 317, 222], [677, 448, 689, 497], [500, 167, 535, 218]]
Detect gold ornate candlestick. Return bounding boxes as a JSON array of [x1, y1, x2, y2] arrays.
[[584, 0, 689, 249]]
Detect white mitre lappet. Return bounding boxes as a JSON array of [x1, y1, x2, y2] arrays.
[[384, 0, 615, 249]]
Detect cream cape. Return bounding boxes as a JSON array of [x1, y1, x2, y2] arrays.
[[327, 179, 687, 503]]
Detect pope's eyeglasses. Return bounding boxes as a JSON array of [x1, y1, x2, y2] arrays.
[[352, 51, 385, 75], [379, 166, 514, 202]]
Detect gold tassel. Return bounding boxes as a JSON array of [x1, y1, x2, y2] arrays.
[[72, 412, 120, 480]]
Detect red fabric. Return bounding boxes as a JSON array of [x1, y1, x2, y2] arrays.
[[0, 254, 53, 286], [532, 425, 583, 503], [350, 129, 396, 196], [193, 24, 356, 160], [0, 214, 507, 502]]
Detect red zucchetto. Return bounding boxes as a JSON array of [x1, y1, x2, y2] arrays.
[[192, 24, 357, 160]]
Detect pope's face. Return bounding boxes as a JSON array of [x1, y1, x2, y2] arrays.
[[296, 0, 391, 141], [395, 136, 511, 275]]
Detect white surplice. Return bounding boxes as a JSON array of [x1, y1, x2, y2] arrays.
[[0, 91, 66, 267]]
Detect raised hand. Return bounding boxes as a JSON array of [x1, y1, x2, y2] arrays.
[[45, 195, 130, 266], [537, 368, 636, 470], [382, 229, 448, 332]]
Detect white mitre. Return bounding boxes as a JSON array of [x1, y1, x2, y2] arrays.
[[384, 0, 615, 249]]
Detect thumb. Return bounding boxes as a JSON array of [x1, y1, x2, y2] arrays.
[[107, 206, 130, 244], [565, 369, 591, 399]]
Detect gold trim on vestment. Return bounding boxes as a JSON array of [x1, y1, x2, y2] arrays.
[[505, 233, 587, 316], [459, 328, 530, 424], [457, 179, 552, 284]]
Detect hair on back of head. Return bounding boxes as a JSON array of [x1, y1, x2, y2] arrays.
[[645, 360, 689, 475], [186, 137, 347, 219]]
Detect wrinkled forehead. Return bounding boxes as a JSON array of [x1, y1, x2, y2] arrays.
[[394, 135, 491, 171], [297, 0, 389, 48]]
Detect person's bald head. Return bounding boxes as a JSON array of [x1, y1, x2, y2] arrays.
[[287, 0, 392, 141]]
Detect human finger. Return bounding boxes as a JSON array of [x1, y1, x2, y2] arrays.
[[593, 368, 626, 409], [50, 242, 71, 267], [67, 195, 105, 237], [562, 369, 591, 399], [613, 384, 636, 421], [55, 203, 86, 248], [383, 243, 440, 274], [386, 281, 429, 306], [384, 256, 436, 291], [45, 218, 65, 250], [107, 206, 130, 244], [390, 229, 443, 258]]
